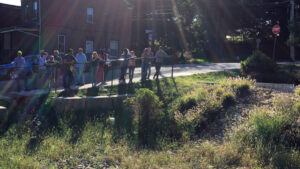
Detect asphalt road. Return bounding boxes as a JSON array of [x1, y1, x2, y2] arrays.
[[77, 63, 240, 91], [1, 63, 241, 95]]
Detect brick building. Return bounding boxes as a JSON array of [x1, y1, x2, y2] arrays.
[[0, 0, 133, 63]]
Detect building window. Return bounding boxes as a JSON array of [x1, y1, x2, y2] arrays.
[[87, 8, 94, 24], [33, 1, 38, 18], [109, 40, 119, 57], [86, 40, 94, 54], [58, 35, 66, 54]]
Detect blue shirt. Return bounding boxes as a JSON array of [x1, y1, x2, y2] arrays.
[[75, 53, 87, 68], [39, 56, 47, 70], [13, 57, 26, 68], [120, 54, 131, 67]]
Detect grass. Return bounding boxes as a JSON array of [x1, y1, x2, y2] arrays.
[[1, 70, 299, 168]]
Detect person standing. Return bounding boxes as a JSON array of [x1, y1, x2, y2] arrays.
[[90, 51, 100, 87], [45, 55, 57, 90], [141, 48, 152, 81], [75, 48, 88, 85], [103, 53, 111, 84], [13, 51, 26, 91], [153, 46, 168, 79], [128, 50, 136, 83], [147, 48, 154, 80], [28, 56, 40, 90], [53, 50, 62, 88], [38, 52, 48, 89], [119, 48, 131, 83], [63, 49, 77, 90], [97, 49, 105, 84]]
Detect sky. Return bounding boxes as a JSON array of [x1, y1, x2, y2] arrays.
[[0, 0, 21, 6]]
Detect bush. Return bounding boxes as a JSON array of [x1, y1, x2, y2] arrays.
[[221, 92, 236, 108], [222, 77, 254, 96], [295, 87, 300, 96], [133, 88, 163, 146], [241, 51, 277, 82], [294, 102, 300, 113], [177, 95, 197, 112]]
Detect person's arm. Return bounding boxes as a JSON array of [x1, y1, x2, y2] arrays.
[[73, 56, 78, 64], [83, 54, 88, 63]]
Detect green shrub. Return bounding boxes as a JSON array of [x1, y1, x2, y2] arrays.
[[221, 92, 236, 108], [196, 88, 208, 102], [295, 88, 300, 96], [134, 88, 163, 146], [214, 87, 225, 97], [222, 77, 254, 96], [177, 95, 197, 112], [294, 102, 300, 113], [241, 50, 277, 82]]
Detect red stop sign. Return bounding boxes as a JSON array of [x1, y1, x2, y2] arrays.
[[272, 25, 280, 34]]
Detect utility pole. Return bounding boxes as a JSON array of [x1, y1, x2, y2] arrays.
[[290, 0, 295, 61], [39, 0, 41, 52]]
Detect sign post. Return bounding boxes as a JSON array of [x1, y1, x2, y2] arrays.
[[272, 25, 280, 60]]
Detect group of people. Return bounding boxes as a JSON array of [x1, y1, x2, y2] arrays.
[[12, 48, 90, 91], [11, 46, 168, 91], [118, 46, 168, 83]]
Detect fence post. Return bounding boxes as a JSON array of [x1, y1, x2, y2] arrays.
[[54, 64, 57, 93], [110, 62, 114, 96], [171, 56, 174, 78]]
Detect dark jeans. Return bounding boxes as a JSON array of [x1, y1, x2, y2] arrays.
[[128, 66, 135, 82], [104, 65, 109, 82], [141, 63, 150, 81], [63, 70, 74, 89], [153, 63, 161, 79], [119, 66, 128, 82], [91, 66, 98, 86]]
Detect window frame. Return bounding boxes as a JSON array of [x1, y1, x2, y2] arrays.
[[109, 40, 119, 57], [87, 8, 94, 24], [57, 35, 66, 54], [85, 40, 94, 54], [33, 1, 38, 19]]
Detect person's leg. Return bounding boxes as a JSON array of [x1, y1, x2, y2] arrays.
[[131, 67, 135, 82], [97, 66, 101, 83], [154, 63, 161, 79], [128, 67, 132, 82], [75, 67, 80, 85], [119, 66, 124, 81], [104, 65, 108, 82], [147, 63, 151, 79], [100, 67, 104, 83], [93, 67, 97, 86], [80, 67, 85, 84], [141, 64, 146, 81]]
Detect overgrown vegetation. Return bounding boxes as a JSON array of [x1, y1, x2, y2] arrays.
[[241, 50, 300, 84], [1, 72, 300, 168]]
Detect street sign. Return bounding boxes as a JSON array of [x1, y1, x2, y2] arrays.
[[145, 30, 153, 34], [272, 25, 280, 34]]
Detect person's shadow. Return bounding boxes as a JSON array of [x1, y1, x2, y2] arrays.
[[57, 89, 78, 97], [87, 86, 99, 96], [141, 80, 153, 90], [118, 83, 127, 95]]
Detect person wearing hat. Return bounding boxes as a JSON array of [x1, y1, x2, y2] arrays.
[[13, 50, 26, 91], [62, 49, 77, 90]]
